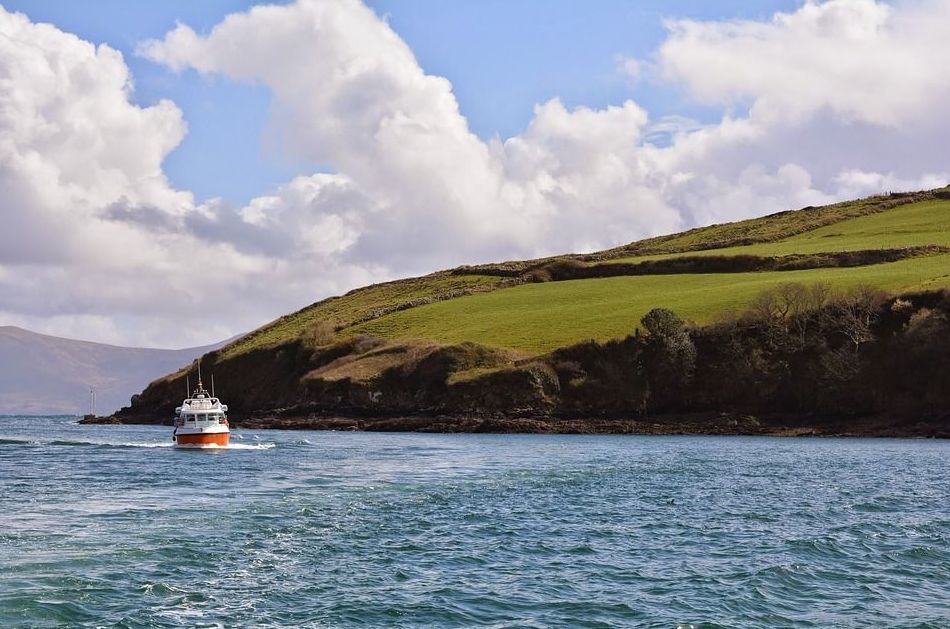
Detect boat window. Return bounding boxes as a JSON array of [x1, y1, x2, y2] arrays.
[[186, 415, 195, 422]]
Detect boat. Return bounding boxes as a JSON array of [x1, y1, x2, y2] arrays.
[[173, 378, 229, 448]]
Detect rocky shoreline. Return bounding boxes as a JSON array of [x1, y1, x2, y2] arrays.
[[80, 411, 950, 439]]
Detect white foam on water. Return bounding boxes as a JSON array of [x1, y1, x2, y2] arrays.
[[226, 442, 276, 450], [1, 436, 274, 450], [175, 442, 276, 450], [72, 439, 177, 449], [2, 436, 177, 449]]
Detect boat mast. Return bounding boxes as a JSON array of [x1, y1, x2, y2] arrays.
[[211, 373, 215, 397]]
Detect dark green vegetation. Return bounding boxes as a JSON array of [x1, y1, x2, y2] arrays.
[[111, 188, 950, 435]]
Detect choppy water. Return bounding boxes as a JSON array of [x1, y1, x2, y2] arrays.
[[1, 416, 948, 628]]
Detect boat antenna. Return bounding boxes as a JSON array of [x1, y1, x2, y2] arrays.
[[211, 373, 215, 397], [197, 360, 202, 387], [186, 375, 190, 397]]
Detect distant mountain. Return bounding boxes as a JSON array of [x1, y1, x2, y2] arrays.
[[0, 327, 230, 415]]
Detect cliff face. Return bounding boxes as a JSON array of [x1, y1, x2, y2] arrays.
[[116, 338, 559, 423]]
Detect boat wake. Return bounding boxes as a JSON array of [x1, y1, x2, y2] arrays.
[[0, 437, 175, 448], [175, 442, 275, 450], [0, 437, 275, 450], [225, 442, 276, 450]]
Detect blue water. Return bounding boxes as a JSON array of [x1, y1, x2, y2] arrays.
[[1, 416, 948, 628]]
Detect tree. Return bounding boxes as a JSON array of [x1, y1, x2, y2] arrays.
[[826, 286, 887, 351], [748, 282, 831, 350], [638, 308, 696, 411]]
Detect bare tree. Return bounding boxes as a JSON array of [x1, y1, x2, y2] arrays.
[[827, 286, 887, 351], [788, 283, 832, 349], [748, 282, 832, 349]]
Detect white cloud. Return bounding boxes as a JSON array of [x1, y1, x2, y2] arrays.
[[658, 0, 950, 127], [833, 169, 948, 200], [3, 0, 950, 347], [140, 0, 685, 269], [650, 0, 950, 222], [0, 6, 373, 346], [0, 9, 188, 267]]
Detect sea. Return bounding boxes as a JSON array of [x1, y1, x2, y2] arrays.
[[0, 415, 948, 628]]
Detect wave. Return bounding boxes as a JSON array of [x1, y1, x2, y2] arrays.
[[0, 437, 43, 446], [0, 437, 36, 445]]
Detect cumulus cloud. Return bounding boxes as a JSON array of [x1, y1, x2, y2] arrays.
[[140, 0, 685, 271], [3, 0, 949, 347], [141, 0, 949, 238], [0, 6, 372, 346], [0, 9, 188, 266], [651, 0, 950, 223], [659, 0, 950, 126]]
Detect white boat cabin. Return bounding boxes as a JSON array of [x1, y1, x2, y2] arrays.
[[174, 383, 229, 427]]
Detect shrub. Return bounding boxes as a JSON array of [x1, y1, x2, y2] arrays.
[[301, 321, 337, 348]]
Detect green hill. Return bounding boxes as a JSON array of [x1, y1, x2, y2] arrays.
[[226, 188, 950, 356], [112, 187, 950, 436]]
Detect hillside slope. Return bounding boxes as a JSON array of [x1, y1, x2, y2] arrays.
[[213, 187, 950, 357], [349, 192, 950, 352], [112, 187, 950, 435], [0, 327, 227, 415]]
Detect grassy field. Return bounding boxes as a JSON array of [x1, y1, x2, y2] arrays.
[[608, 199, 950, 263], [219, 190, 950, 359], [584, 191, 925, 257], [220, 273, 503, 358], [349, 252, 950, 354], [343, 198, 950, 353]]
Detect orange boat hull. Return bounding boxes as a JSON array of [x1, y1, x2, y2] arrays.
[[175, 432, 230, 447]]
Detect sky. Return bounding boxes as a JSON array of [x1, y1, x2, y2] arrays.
[[0, 0, 947, 348]]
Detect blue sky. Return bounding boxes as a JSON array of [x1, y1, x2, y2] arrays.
[[4, 0, 798, 206]]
